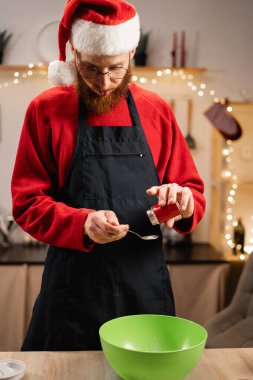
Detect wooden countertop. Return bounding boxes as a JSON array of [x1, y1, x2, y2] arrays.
[[0, 243, 235, 265], [0, 349, 252, 379]]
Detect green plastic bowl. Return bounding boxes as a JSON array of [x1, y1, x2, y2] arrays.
[[99, 314, 207, 380]]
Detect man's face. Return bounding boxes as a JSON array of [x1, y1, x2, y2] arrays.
[[75, 51, 131, 95], [74, 50, 134, 115]]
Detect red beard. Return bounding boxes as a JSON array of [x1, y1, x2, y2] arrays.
[[75, 69, 133, 115]]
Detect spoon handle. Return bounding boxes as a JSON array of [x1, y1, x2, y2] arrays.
[[128, 230, 140, 238]]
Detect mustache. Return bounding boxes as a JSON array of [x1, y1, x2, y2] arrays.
[[76, 68, 133, 115]]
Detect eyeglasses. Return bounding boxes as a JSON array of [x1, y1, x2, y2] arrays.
[[75, 51, 130, 80]]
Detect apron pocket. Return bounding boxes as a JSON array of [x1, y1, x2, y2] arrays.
[[82, 152, 148, 199]]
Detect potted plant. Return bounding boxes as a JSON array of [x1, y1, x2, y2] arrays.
[[0, 29, 12, 64], [134, 29, 149, 66]]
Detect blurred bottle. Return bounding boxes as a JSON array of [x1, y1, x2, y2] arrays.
[[233, 218, 245, 255]]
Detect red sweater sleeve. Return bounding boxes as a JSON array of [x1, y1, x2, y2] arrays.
[[11, 100, 94, 252], [131, 84, 206, 234]]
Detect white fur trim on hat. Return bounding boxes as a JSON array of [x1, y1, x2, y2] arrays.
[[48, 60, 77, 86], [70, 13, 140, 56]]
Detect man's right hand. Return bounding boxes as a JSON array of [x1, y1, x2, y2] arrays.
[[84, 210, 129, 244]]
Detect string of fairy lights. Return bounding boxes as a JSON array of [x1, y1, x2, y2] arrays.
[[0, 62, 252, 256], [0, 63, 47, 89], [222, 138, 253, 258]]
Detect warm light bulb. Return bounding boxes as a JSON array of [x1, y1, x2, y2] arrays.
[[240, 254, 245, 260], [233, 221, 238, 227], [227, 214, 233, 221], [227, 106, 233, 112], [225, 234, 231, 240], [244, 246, 253, 254], [198, 90, 204, 96], [232, 184, 238, 190], [28, 63, 34, 68], [222, 148, 230, 156], [191, 85, 197, 91], [132, 75, 137, 81], [200, 83, 206, 89], [165, 69, 171, 75], [13, 79, 19, 85], [187, 82, 193, 87], [27, 71, 33, 76], [230, 190, 236, 196], [14, 72, 20, 78], [139, 77, 146, 83], [151, 79, 157, 85], [209, 90, 215, 96], [156, 70, 163, 77]]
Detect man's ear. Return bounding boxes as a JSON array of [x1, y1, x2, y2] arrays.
[[130, 48, 136, 61]]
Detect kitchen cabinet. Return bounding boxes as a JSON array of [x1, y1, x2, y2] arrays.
[[0, 244, 244, 351]]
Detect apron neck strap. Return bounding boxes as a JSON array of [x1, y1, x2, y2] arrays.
[[78, 89, 142, 132]]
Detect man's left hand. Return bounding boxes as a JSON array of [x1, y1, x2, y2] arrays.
[[146, 183, 194, 228]]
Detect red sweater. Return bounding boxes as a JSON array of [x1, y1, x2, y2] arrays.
[[11, 83, 205, 252]]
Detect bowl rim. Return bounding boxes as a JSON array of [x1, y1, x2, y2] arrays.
[[99, 314, 208, 354]]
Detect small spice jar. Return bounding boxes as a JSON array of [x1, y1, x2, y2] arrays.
[[147, 202, 182, 225]]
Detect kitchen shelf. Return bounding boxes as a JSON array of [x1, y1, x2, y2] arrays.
[[0, 65, 48, 71], [212, 178, 253, 185], [0, 64, 206, 75], [229, 102, 253, 107], [132, 66, 206, 75]]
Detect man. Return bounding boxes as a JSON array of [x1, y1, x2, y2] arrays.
[[11, 0, 206, 351]]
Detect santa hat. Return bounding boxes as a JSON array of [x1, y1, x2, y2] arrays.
[[48, 0, 140, 86]]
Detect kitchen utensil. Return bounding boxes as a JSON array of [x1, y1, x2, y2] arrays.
[[185, 99, 196, 149], [128, 230, 159, 240], [99, 314, 207, 380], [204, 101, 242, 141]]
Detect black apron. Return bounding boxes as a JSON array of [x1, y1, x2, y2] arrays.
[[21, 91, 175, 351]]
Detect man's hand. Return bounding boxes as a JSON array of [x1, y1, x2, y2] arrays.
[[84, 210, 129, 244], [146, 183, 194, 228]]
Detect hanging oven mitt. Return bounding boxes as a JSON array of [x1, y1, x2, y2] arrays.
[[204, 102, 242, 141]]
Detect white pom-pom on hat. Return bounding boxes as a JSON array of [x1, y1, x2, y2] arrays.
[[48, 60, 77, 86]]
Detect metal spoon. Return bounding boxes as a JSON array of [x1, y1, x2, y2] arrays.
[[128, 230, 159, 240]]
